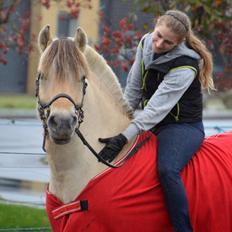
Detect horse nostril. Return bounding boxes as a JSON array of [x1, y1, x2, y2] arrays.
[[48, 115, 58, 128]]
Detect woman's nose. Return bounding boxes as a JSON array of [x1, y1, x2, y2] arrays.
[[156, 39, 164, 48]]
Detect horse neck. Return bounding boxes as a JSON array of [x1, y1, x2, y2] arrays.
[[47, 71, 131, 203], [81, 74, 131, 145]]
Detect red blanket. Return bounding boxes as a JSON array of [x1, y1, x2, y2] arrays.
[[46, 131, 232, 232]]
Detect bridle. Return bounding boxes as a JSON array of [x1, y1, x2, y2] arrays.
[[35, 72, 129, 168], [35, 72, 86, 149]]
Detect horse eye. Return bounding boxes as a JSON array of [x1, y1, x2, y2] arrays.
[[37, 72, 44, 81], [40, 74, 47, 81]]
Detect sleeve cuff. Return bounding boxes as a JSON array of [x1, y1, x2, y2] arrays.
[[122, 123, 140, 141]]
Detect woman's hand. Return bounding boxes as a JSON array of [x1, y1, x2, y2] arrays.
[[98, 134, 128, 162]]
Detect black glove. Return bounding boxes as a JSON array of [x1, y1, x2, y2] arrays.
[[98, 133, 128, 163]]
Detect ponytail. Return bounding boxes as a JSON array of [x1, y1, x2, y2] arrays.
[[186, 30, 215, 91]]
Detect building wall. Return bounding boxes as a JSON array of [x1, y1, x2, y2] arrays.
[[27, 0, 100, 95], [0, 0, 31, 94]]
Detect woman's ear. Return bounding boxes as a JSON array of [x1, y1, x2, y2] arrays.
[[74, 27, 88, 52], [38, 25, 52, 53]]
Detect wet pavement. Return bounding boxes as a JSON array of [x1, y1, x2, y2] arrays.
[[0, 119, 49, 206]]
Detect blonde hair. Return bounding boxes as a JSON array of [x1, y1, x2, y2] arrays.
[[157, 10, 215, 90]]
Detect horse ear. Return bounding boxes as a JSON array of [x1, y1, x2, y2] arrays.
[[38, 25, 52, 53], [74, 27, 88, 52]]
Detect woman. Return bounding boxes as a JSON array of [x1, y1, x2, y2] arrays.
[[98, 10, 214, 232]]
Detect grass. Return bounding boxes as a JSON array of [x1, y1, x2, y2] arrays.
[[0, 203, 50, 230], [0, 95, 36, 109]]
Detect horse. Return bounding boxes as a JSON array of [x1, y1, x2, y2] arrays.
[[36, 25, 232, 232]]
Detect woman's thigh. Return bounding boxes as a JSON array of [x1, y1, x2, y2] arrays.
[[156, 122, 205, 173]]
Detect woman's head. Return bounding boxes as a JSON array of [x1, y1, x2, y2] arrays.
[[152, 10, 190, 54], [152, 10, 215, 91]]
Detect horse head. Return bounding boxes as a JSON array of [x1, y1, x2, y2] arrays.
[[37, 25, 89, 145]]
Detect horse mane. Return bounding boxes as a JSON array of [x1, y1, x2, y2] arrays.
[[84, 45, 133, 119]]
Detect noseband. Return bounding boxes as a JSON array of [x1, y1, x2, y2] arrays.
[[35, 72, 128, 168]]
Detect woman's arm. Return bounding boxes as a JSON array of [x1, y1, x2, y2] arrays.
[[123, 67, 197, 140]]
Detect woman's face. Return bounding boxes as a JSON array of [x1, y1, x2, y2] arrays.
[[152, 24, 182, 54]]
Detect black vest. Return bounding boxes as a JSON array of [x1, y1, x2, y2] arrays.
[[141, 55, 203, 129]]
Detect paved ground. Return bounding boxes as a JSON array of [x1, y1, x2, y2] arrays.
[[0, 118, 48, 206]]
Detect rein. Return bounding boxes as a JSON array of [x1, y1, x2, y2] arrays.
[[35, 73, 150, 169], [75, 128, 150, 168]]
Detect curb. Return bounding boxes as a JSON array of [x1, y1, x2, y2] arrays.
[[0, 109, 37, 119], [203, 110, 232, 120], [0, 108, 232, 120]]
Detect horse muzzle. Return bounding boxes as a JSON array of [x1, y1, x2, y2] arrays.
[[47, 113, 78, 144]]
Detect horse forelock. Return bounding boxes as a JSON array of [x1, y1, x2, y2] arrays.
[[40, 38, 89, 80]]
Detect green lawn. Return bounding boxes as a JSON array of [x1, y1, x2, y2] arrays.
[[0, 95, 36, 109], [0, 203, 51, 231]]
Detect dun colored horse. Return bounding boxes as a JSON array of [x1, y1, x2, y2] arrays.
[[37, 25, 232, 232]]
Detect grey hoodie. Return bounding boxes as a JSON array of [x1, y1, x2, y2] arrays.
[[123, 32, 201, 140]]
